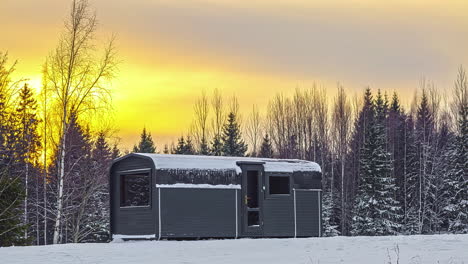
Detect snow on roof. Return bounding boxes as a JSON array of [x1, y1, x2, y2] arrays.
[[132, 153, 321, 174]]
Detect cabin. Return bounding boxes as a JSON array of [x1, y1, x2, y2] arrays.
[[110, 153, 322, 240]]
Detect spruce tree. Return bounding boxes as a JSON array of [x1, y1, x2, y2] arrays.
[[352, 91, 401, 235], [175, 136, 195, 155], [86, 131, 112, 242], [322, 191, 340, 236], [175, 136, 186, 154], [210, 134, 223, 156], [387, 92, 407, 224], [111, 144, 120, 159], [259, 134, 274, 158], [415, 90, 436, 233], [163, 144, 170, 154], [404, 115, 421, 234], [0, 168, 27, 246], [199, 137, 210, 155], [446, 95, 468, 233], [0, 86, 28, 246], [184, 136, 195, 155], [221, 112, 247, 156], [133, 128, 156, 153], [14, 84, 41, 240]]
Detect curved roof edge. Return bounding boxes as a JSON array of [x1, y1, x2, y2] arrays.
[[114, 153, 321, 174]]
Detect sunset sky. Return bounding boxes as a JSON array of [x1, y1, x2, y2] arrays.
[[2, 0, 467, 150]]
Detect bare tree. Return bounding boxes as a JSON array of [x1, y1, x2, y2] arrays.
[[313, 86, 329, 179], [211, 88, 225, 139], [192, 91, 210, 153], [245, 105, 262, 156], [267, 94, 288, 158], [453, 65, 468, 132], [42, 0, 118, 244], [331, 84, 352, 234]]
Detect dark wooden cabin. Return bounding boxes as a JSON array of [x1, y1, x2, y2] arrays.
[[110, 153, 322, 240]]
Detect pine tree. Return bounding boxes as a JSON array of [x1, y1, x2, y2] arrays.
[[133, 128, 156, 153], [0, 168, 27, 246], [0, 85, 27, 246], [199, 137, 210, 155], [432, 122, 457, 232], [221, 112, 247, 156], [210, 134, 223, 156], [175, 136, 186, 154], [322, 190, 340, 236], [404, 115, 421, 234], [445, 84, 468, 233], [347, 88, 374, 225], [352, 91, 401, 235], [13, 84, 41, 241], [85, 131, 112, 242], [259, 134, 273, 158], [415, 90, 436, 233], [163, 144, 170, 154], [184, 136, 195, 155], [111, 144, 120, 159]]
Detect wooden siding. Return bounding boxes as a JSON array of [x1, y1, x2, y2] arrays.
[[263, 196, 295, 237], [110, 156, 156, 236], [296, 190, 321, 237], [160, 188, 238, 238]]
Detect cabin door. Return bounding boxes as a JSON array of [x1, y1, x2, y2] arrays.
[[240, 164, 264, 236]]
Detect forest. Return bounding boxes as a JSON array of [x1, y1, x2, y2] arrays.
[[0, 0, 466, 246]]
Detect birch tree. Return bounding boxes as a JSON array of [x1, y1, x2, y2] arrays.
[[193, 91, 210, 154], [42, 0, 118, 244], [331, 84, 352, 234], [245, 105, 262, 156], [210, 89, 225, 155]]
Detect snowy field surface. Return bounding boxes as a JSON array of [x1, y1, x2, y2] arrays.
[[1, 234, 467, 264]]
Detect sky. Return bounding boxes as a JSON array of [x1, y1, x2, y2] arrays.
[[1, 0, 467, 150]]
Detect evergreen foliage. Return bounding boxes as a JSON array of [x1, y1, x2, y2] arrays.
[[199, 137, 210, 155], [210, 134, 223, 156], [221, 112, 247, 156], [258, 134, 274, 158], [0, 168, 28, 246], [446, 90, 468, 233], [352, 90, 401, 235], [133, 128, 156, 153], [175, 136, 195, 155]]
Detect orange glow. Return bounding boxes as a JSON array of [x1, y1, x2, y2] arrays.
[[2, 0, 467, 150]]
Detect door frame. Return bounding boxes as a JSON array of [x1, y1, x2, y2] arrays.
[[237, 162, 265, 237]]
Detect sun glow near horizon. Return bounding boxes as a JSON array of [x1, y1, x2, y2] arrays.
[[2, 0, 467, 150]]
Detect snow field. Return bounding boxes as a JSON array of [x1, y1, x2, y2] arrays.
[[1, 234, 467, 264]]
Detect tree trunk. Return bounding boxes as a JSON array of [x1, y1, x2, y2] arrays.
[[341, 154, 345, 235], [53, 120, 67, 244], [24, 161, 29, 239]]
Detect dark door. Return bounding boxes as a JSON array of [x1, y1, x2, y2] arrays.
[[240, 164, 264, 236]]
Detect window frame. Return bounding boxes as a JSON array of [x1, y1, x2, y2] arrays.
[[118, 168, 152, 209], [266, 173, 292, 198]]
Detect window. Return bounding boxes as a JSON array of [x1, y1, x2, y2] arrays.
[[269, 175, 290, 195], [120, 173, 150, 207]]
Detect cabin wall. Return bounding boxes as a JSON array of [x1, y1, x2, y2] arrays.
[[159, 188, 238, 238], [110, 156, 157, 236], [110, 154, 322, 239], [296, 190, 321, 237], [263, 195, 295, 237]]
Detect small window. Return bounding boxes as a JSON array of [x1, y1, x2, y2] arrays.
[[269, 175, 290, 195], [120, 173, 150, 207]]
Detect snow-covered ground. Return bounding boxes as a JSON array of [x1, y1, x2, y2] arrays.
[[1, 234, 467, 264]]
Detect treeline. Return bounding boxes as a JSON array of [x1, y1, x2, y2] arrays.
[[0, 0, 119, 246], [136, 69, 467, 237]]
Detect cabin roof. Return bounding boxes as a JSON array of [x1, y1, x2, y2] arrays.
[[120, 153, 321, 174]]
